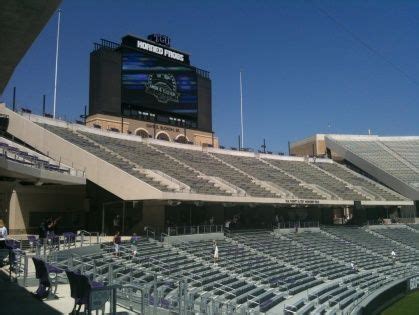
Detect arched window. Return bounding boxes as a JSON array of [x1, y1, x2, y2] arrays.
[[175, 135, 188, 144], [135, 129, 149, 138], [156, 132, 170, 141]]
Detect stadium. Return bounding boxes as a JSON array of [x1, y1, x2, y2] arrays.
[[0, 1, 418, 315]]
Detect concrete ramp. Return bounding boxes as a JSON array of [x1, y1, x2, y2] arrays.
[[0, 104, 162, 200]]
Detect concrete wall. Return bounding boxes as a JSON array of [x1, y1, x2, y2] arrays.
[[86, 113, 219, 147], [142, 200, 166, 231], [0, 183, 86, 234], [290, 134, 327, 157]]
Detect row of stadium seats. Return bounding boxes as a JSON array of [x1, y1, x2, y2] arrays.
[[408, 224, 419, 231], [371, 226, 419, 250], [267, 159, 366, 200], [153, 145, 278, 198], [330, 139, 419, 187], [316, 162, 405, 201], [381, 140, 419, 170], [47, 225, 417, 314], [172, 238, 323, 293], [230, 231, 354, 280], [323, 226, 418, 266], [288, 229, 391, 270], [211, 153, 322, 199], [38, 123, 408, 201], [0, 137, 70, 173], [79, 132, 230, 195], [62, 237, 286, 313]]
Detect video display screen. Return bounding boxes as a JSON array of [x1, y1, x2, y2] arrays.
[[121, 49, 197, 119]]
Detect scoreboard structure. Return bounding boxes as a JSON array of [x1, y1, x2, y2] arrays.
[[88, 34, 215, 146]]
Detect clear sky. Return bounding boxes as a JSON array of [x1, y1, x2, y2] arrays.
[[1, 0, 419, 153]]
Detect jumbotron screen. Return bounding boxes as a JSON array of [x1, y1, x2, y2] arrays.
[[121, 48, 198, 119]]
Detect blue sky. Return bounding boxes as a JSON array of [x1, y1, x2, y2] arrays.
[[1, 0, 419, 153]]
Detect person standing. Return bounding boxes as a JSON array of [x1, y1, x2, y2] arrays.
[[391, 250, 396, 264], [0, 219, 7, 249], [113, 231, 121, 257], [38, 218, 47, 246], [213, 240, 219, 265]]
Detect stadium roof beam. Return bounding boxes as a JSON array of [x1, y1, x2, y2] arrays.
[[0, 0, 62, 93]]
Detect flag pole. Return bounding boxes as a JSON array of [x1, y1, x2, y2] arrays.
[[53, 9, 62, 119], [239, 70, 244, 149]]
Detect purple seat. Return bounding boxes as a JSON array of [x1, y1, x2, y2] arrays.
[[46, 264, 64, 274], [33, 257, 62, 299], [66, 270, 106, 313], [63, 232, 76, 247], [5, 239, 20, 250]]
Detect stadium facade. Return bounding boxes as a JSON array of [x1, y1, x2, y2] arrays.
[[1, 5, 419, 314], [0, 104, 414, 234]]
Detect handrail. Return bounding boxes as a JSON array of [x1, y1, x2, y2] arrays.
[[146, 227, 155, 239], [275, 221, 320, 229], [78, 230, 100, 246], [167, 224, 223, 236]]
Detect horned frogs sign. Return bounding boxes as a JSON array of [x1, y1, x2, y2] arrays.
[[136, 40, 185, 62]]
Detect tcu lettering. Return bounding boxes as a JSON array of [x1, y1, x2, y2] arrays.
[[149, 34, 171, 47]]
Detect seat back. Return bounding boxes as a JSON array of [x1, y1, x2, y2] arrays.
[[64, 232, 76, 243], [5, 239, 20, 249], [78, 273, 93, 305], [130, 236, 140, 243], [32, 257, 50, 286], [66, 270, 81, 300], [27, 235, 37, 243]]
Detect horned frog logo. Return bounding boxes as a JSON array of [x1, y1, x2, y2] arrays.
[[145, 73, 180, 103]]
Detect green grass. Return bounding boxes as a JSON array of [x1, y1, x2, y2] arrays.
[[381, 291, 419, 315]]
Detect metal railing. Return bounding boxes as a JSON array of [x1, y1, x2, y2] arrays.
[[275, 221, 320, 229], [367, 217, 416, 226], [78, 230, 100, 246], [167, 225, 223, 236]]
